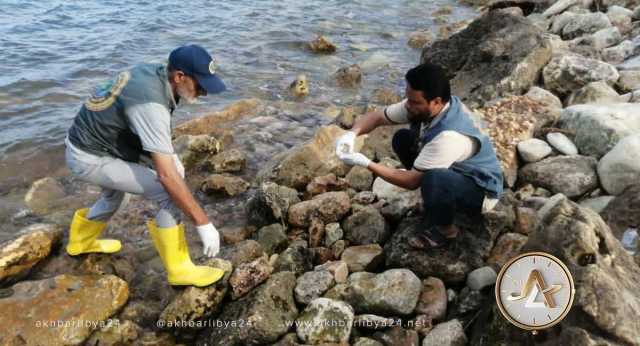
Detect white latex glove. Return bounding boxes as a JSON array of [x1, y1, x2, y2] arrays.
[[196, 223, 220, 258], [173, 154, 185, 179], [335, 131, 357, 158], [340, 152, 371, 167]]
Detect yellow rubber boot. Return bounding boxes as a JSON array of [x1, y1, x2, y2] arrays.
[[66, 208, 122, 256], [147, 220, 225, 287]]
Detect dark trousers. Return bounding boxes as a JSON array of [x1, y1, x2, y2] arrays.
[[392, 129, 485, 227]]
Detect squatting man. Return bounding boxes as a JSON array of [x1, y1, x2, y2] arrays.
[[335, 63, 504, 249], [64, 44, 227, 287]]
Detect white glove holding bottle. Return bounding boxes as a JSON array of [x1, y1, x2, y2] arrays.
[[335, 131, 357, 158], [196, 223, 220, 258]]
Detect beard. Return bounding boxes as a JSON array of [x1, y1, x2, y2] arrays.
[[176, 83, 197, 104], [407, 108, 431, 123]]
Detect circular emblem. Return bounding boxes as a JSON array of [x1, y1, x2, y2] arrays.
[[208, 60, 217, 74], [495, 252, 575, 333], [85, 71, 130, 112]]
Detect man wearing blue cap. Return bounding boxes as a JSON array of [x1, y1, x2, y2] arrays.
[[63, 44, 228, 287]]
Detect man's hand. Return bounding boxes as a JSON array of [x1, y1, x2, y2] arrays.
[[339, 152, 371, 167], [196, 223, 220, 257], [335, 131, 357, 157]]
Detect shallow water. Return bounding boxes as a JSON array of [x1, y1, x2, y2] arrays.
[[0, 0, 477, 240]]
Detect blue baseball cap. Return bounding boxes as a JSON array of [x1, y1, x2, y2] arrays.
[[168, 44, 226, 94]]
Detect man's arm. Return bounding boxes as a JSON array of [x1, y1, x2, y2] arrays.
[[367, 162, 424, 190], [152, 152, 209, 226]]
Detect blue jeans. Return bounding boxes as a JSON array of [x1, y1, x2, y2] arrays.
[[392, 129, 485, 227]]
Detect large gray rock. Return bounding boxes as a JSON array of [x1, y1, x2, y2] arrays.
[[543, 54, 619, 97], [565, 80, 621, 106], [343, 269, 422, 316], [597, 134, 640, 196], [294, 270, 335, 305], [254, 223, 288, 256], [372, 177, 422, 221], [421, 10, 552, 107], [519, 155, 599, 198], [196, 271, 299, 346], [520, 199, 640, 345], [295, 298, 354, 344], [575, 26, 623, 51], [422, 319, 467, 346], [546, 132, 578, 155], [341, 206, 389, 246], [602, 40, 636, 64], [561, 12, 612, 40], [517, 138, 552, 163], [246, 182, 300, 228], [558, 103, 640, 158], [524, 86, 562, 122]]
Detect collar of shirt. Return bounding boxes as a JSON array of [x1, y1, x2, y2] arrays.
[[162, 65, 178, 113], [422, 101, 450, 130]]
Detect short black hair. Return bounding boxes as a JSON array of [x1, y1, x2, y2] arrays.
[[405, 63, 451, 103]]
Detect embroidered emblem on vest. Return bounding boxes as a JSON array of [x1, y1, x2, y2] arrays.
[[85, 71, 131, 112]]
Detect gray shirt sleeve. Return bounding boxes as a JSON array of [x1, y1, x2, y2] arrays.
[[125, 103, 174, 155]]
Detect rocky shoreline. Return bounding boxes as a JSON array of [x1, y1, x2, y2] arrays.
[[2, 1, 640, 345]]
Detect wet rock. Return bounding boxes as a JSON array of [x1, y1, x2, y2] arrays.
[[263, 125, 364, 190], [422, 10, 551, 107], [519, 155, 598, 198], [422, 319, 467, 346], [340, 244, 384, 272], [119, 300, 164, 329], [218, 239, 265, 268], [324, 223, 344, 247], [24, 177, 66, 214], [308, 35, 337, 53], [546, 132, 578, 155], [229, 254, 273, 300], [602, 39, 636, 64], [561, 12, 612, 40], [466, 266, 497, 290], [219, 225, 255, 245], [254, 223, 288, 256], [343, 269, 422, 316], [158, 259, 232, 327], [288, 191, 351, 227], [289, 74, 310, 98], [487, 232, 528, 270], [543, 54, 619, 97], [522, 198, 640, 345], [173, 99, 261, 138], [201, 174, 250, 197], [597, 134, 640, 196], [334, 64, 362, 88], [295, 298, 354, 344], [247, 182, 301, 228], [196, 271, 298, 346], [579, 196, 615, 214], [371, 177, 422, 220], [294, 270, 335, 304], [273, 245, 314, 275], [408, 30, 433, 49], [414, 277, 447, 321], [341, 207, 389, 246], [616, 70, 640, 92], [305, 173, 349, 198], [565, 80, 621, 106], [371, 326, 420, 346], [173, 134, 222, 170], [557, 103, 640, 158], [0, 274, 128, 346], [205, 149, 247, 173], [384, 216, 500, 284], [517, 138, 552, 163], [0, 223, 63, 285], [85, 319, 142, 346]]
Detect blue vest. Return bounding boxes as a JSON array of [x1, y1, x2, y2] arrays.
[[411, 96, 504, 198], [68, 63, 175, 163]]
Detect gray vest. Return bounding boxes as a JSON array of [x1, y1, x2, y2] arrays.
[[68, 63, 175, 163]]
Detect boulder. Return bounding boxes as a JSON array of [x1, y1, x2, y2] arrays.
[[341, 206, 389, 245], [335, 64, 362, 88], [372, 177, 422, 220], [308, 35, 337, 53], [601, 184, 640, 239], [295, 298, 354, 344], [229, 254, 273, 300], [173, 134, 222, 170], [24, 177, 66, 214], [305, 173, 349, 198], [0, 274, 129, 346], [597, 134, 640, 196], [273, 245, 314, 276], [345, 166, 374, 191], [565, 80, 621, 106], [294, 270, 335, 305], [201, 174, 250, 197], [546, 132, 578, 155], [196, 271, 298, 346], [288, 191, 351, 228], [524, 86, 562, 123], [343, 269, 422, 316], [573, 26, 623, 51], [414, 277, 448, 321], [0, 224, 63, 285], [579, 196, 615, 214], [561, 12, 612, 40], [487, 232, 529, 270], [173, 99, 261, 138], [205, 149, 247, 173], [516, 138, 552, 163], [341, 244, 385, 272], [254, 223, 288, 256], [521, 198, 640, 345], [602, 40, 635, 64], [421, 10, 552, 107], [519, 155, 598, 198], [422, 319, 467, 346], [466, 266, 498, 290], [218, 239, 266, 268], [246, 182, 300, 228], [542, 54, 619, 97], [557, 103, 640, 158]]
